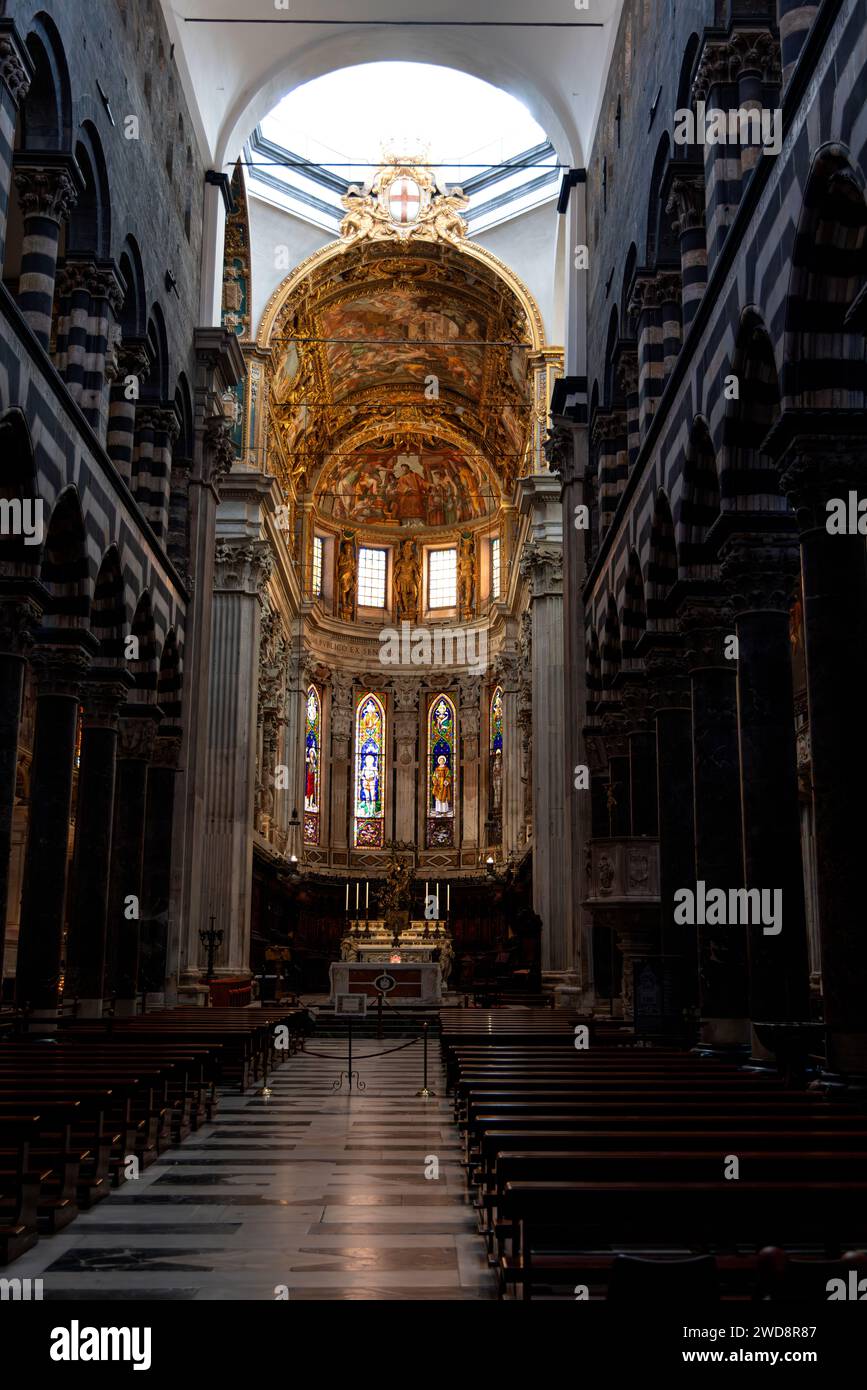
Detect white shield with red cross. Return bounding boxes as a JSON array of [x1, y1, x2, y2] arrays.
[[387, 176, 422, 225]]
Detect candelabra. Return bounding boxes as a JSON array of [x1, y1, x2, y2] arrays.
[[199, 916, 224, 983]]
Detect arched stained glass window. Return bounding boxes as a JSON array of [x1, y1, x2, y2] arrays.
[[426, 693, 456, 849], [354, 693, 386, 847], [490, 686, 503, 840], [303, 685, 321, 845]]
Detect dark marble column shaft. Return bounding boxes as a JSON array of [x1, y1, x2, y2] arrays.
[[679, 596, 748, 1038], [105, 709, 160, 1007], [139, 735, 181, 995], [0, 589, 42, 984], [776, 424, 867, 1071], [64, 675, 131, 1009], [15, 640, 93, 1014], [720, 534, 810, 1025]]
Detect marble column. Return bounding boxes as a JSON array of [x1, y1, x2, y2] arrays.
[[392, 679, 419, 845], [106, 340, 151, 487], [693, 43, 742, 264], [778, 0, 818, 86], [720, 533, 810, 1030], [666, 166, 708, 333], [0, 586, 42, 986], [105, 707, 161, 1012], [12, 155, 82, 347], [774, 417, 867, 1072], [200, 538, 272, 977], [16, 638, 94, 1019], [643, 638, 698, 1014], [460, 677, 481, 857], [64, 673, 131, 1014], [494, 652, 522, 859], [518, 475, 567, 972], [0, 22, 33, 267], [329, 675, 353, 857], [678, 595, 749, 1045], [139, 733, 181, 1001]]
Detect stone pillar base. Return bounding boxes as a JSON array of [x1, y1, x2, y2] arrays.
[[113, 998, 139, 1017], [75, 998, 103, 1018], [699, 1017, 750, 1048]]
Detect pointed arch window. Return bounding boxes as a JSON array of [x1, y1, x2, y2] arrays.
[[489, 686, 503, 841], [354, 693, 386, 847], [427, 693, 456, 849], [303, 684, 322, 845]]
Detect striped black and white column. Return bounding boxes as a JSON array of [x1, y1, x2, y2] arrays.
[[692, 43, 742, 267], [629, 275, 665, 441], [666, 171, 708, 333], [777, 1, 819, 88], [107, 340, 151, 487], [133, 406, 179, 541], [12, 154, 82, 348], [0, 22, 33, 267]]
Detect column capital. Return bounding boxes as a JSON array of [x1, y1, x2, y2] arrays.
[[117, 708, 162, 762], [0, 585, 45, 658], [152, 733, 182, 770], [0, 22, 35, 108], [203, 413, 236, 485], [392, 676, 419, 713], [719, 533, 801, 616], [764, 408, 867, 528], [80, 671, 134, 729], [13, 152, 84, 222], [642, 638, 691, 713], [115, 337, 152, 382], [676, 592, 736, 671], [29, 639, 95, 698], [619, 671, 652, 732], [214, 537, 273, 594], [519, 541, 563, 598], [138, 405, 181, 442], [665, 170, 706, 236], [591, 408, 626, 449]]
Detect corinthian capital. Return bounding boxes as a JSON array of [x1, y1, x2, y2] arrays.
[[13, 158, 81, 222], [204, 414, 236, 485], [719, 533, 800, 617], [519, 542, 563, 598], [214, 538, 273, 594]]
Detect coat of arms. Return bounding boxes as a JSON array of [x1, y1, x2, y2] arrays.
[[339, 157, 469, 249]]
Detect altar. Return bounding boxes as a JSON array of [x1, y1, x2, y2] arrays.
[[332, 917, 452, 1003], [330, 959, 442, 1004]]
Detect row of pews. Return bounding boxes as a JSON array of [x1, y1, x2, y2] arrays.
[[0, 1005, 306, 1266], [441, 1008, 867, 1300]]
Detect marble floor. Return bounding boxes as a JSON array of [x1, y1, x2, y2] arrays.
[[11, 1037, 496, 1301]]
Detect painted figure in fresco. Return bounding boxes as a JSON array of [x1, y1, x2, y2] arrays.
[[304, 744, 318, 811], [431, 754, 452, 815]]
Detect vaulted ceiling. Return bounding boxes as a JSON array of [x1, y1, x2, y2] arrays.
[[264, 238, 538, 532]]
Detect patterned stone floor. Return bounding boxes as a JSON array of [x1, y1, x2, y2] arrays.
[[12, 1037, 496, 1301]]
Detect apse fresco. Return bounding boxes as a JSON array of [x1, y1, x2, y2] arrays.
[[319, 291, 487, 400], [319, 447, 491, 525]]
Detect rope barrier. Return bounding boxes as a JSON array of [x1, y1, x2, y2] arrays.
[[294, 1035, 423, 1062]]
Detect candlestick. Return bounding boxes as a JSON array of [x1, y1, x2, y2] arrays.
[[425, 880, 429, 906], [356, 881, 359, 912], [345, 881, 349, 912], [365, 881, 369, 913], [447, 883, 450, 914]]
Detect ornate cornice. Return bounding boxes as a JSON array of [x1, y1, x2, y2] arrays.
[[0, 27, 33, 107]]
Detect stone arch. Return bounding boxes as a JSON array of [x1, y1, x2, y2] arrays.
[[67, 121, 111, 258], [39, 485, 90, 629], [621, 549, 647, 663], [91, 546, 127, 667], [720, 309, 786, 515], [783, 144, 867, 411], [157, 628, 183, 732], [679, 416, 722, 576], [128, 590, 158, 704], [647, 488, 678, 628], [20, 12, 72, 153]]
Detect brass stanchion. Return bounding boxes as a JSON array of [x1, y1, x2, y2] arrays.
[[416, 1021, 436, 1098]]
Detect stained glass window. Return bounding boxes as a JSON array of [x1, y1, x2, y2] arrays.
[[490, 685, 503, 833], [427, 693, 456, 849], [354, 692, 386, 847], [303, 684, 321, 845]]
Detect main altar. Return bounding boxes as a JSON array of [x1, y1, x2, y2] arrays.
[[329, 848, 453, 1003]]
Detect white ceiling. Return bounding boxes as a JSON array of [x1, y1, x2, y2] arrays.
[[160, 0, 625, 174]]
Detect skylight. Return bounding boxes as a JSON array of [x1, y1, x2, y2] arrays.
[[249, 63, 560, 234]]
